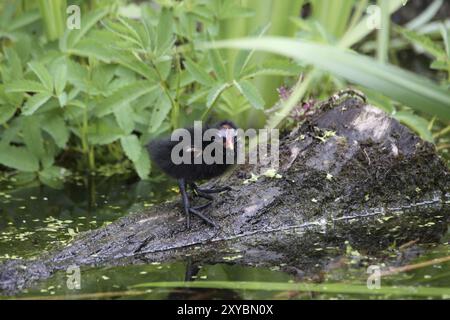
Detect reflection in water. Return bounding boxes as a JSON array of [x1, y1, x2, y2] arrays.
[[0, 175, 176, 259], [0, 175, 449, 299]]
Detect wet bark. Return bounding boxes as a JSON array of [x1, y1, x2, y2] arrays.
[[1, 92, 449, 293]]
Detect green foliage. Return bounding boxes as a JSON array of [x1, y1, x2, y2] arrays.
[[0, 0, 449, 187], [0, 0, 301, 187]]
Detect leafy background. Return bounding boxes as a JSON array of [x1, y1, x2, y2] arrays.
[[0, 0, 449, 189]]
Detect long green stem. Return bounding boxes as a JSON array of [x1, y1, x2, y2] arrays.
[[38, 0, 67, 41], [377, 0, 390, 63]]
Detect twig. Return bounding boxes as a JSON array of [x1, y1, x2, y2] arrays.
[[381, 255, 450, 277]]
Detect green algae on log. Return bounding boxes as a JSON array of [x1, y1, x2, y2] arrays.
[[1, 91, 449, 293]]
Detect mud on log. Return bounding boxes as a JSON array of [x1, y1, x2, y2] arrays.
[[1, 92, 449, 293]]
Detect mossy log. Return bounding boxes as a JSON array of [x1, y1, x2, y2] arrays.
[[1, 92, 449, 293]]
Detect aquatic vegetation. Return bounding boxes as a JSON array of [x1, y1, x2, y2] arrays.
[[0, 0, 448, 187]]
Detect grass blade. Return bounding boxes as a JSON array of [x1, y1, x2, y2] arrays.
[[203, 37, 450, 120]]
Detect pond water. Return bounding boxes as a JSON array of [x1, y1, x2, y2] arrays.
[[0, 176, 449, 300]]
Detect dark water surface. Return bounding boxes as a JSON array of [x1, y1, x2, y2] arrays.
[[0, 176, 449, 300]]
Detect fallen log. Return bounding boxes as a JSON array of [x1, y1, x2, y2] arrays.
[[1, 91, 449, 293]]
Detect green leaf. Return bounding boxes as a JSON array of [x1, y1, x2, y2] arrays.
[[364, 89, 395, 114], [22, 116, 45, 160], [440, 23, 450, 58], [233, 80, 265, 109], [120, 135, 142, 162], [95, 81, 158, 117], [22, 92, 52, 115], [88, 118, 124, 145], [393, 111, 434, 142], [206, 83, 231, 109], [397, 26, 447, 59], [149, 94, 172, 133], [5, 80, 49, 93], [430, 59, 448, 71], [0, 105, 16, 125], [67, 38, 114, 63], [62, 8, 109, 50], [134, 149, 151, 180], [0, 145, 39, 172], [42, 115, 69, 148], [114, 106, 135, 134], [156, 7, 174, 53], [4, 47, 23, 80], [204, 37, 450, 120], [113, 51, 159, 81], [53, 59, 67, 96], [183, 57, 213, 86], [8, 9, 40, 31], [233, 24, 270, 78], [208, 47, 227, 81], [28, 61, 53, 92]]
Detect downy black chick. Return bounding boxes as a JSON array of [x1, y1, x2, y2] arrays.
[[148, 120, 238, 228]]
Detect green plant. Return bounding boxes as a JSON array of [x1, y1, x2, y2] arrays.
[[0, 0, 302, 187], [1, 0, 449, 188]]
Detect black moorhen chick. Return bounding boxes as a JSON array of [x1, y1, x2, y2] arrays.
[[148, 120, 238, 229]]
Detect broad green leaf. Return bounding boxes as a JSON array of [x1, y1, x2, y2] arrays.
[[394, 111, 434, 142], [4, 47, 23, 80], [117, 17, 145, 48], [233, 80, 265, 109], [62, 8, 109, 50], [120, 135, 142, 162], [101, 18, 143, 48], [53, 59, 67, 96], [88, 118, 124, 145], [23, 116, 45, 160], [187, 87, 210, 105], [22, 92, 52, 115], [67, 38, 114, 63], [183, 57, 213, 86], [0, 145, 39, 172], [134, 149, 151, 179], [208, 47, 227, 81], [66, 60, 88, 89], [57, 92, 68, 107], [154, 58, 172, 81], [206, 83, 231, 109], [156, 7, 173, 53], [204, 37, 450, 120], [114, 106, 135, 134], [95, 81, 158, 117], [28, 61, 53, 92], [42, 115, 69, 148], [0, 121, 21, 148], [149, 94, 172, 133], [6, 80, 49, 93], [113, 51, 159, 81], [0, 105, 16, 125]]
